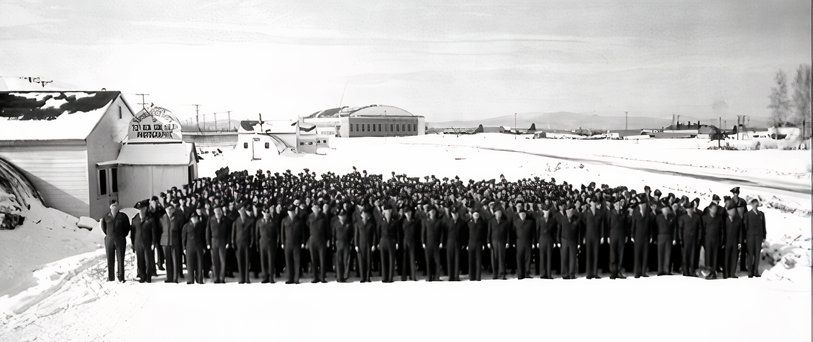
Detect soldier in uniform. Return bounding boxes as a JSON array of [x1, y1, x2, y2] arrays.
[[206, 207, 231, 283], [558, 205, 580, 279], [630, 196, 653, 278], [607, 199, 628, 279], [513, 209, 534, 279], [332, 209, 354, 282], [231, 204, 255, 284], [467, 208, 486, 281], [743, 199, 766, 277], [282, 206, 305, 284], [723, 204, 743, 278], [307, 203, 330, 283], [377, 204, 399, 283], [655, 205, 676, 276], [581, 197, 605, 279], [182, 212, 206, 284], [678, 202, 702, 277], [355, 208, 377, 282], [101, 200, 130, 282], [487, 207, 510, 280], [131, 201, 158, 283], [445, 208, 466, 281], [535, 204, 557, 279], [422, 206, 444, 281], [160, 203, 185, 283], [256, 205, 281, 283], [400, 206, 420, 281], [702, 202, 723, 279]]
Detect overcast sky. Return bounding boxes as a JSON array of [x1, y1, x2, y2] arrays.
[[0, 0, 810, 122]]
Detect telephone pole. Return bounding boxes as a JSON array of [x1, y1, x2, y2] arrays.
[[136, 93, 150, 109], [625, 111, 628, 130], [227, 111, 232, 131], [193, 104, 200, 131], [514, 113, 517, 140], [214, 112, 218, 131]]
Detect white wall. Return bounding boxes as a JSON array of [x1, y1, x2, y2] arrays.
[[118, 165, 188, 209], [86, 95, 133, 218], [0, 143, 90, 217]]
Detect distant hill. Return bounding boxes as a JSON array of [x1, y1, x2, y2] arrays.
[[429, 112, 769, 131]]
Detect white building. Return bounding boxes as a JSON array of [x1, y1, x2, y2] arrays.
[[236, 119, 330, 159], [303, 105, 425, 138], [0, 91, 134, 218]]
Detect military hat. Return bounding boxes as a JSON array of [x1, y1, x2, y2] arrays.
[[730, 187, 740, 194], [653, 189, 662, 197]]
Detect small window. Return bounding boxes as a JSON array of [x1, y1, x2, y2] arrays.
[[350, 124, 354, 132], [118, 106, 122, 119], [308, 142, 313, 145], [300, 142, 305, 146], [265, 142, 270, 149], [396, 124, 400, 132], [366, 124, 370, 131], [378, 124, 381, 131], [111, 168, 118, 193], [361, 124, 365, 132], [99, 169, 108, 195], [390, 124, 394, 131], [243, 142, 249, 149]]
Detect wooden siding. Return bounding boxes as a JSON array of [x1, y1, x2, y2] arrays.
[[86, 95, 132, 218]]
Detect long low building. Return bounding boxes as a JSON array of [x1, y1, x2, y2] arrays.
[[303, 105, 425, 137]]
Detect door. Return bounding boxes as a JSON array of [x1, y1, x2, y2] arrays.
[[252, 137, 262, 160]]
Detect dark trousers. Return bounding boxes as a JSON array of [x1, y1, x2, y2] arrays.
[[105, 237, 126, 281], [163, 245, 182, 282], [185, 248, 203, 283], [515, 244, 531, 279], [657, 235, 672, 274], [746, 237, 762, 276], [380, 245, 396, 282], [681, 238, 697, 275], [236, 245, 251, 283], [260, 244, 277, 282], [309, 244, 327, 281], [425, 247, 442, 281], [136, 245, 155, 282], [335, 246, 350, 281], [633, 239, 648, 276], [704, 239, 719, 273], [490, 243, 506, 279], [560, 241, 577, 277], [156, 244, 165, 269], [584, 239, 600, 277], [723, 243, 739, 277], [210, 244, 226, 282], [401, 245, 417, 281], [468, 245, 482, 280], [609, 237, 625, 276], [285, 246, 301, 283], [358, 247, 372, 282], [446, 244, 460, 281], [538, 241, 553, 278]]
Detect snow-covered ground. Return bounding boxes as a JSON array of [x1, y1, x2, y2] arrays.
[[1, 134, 810, 341]]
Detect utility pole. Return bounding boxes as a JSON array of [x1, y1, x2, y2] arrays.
[[227, 111, 232, 131], [136, 93, 150, 110], [214, 112, 218, 131], [193, 104, 201, 131], [625, 111, 628, 130], [514, 112, 517, 140], [202, 113, 206, 131]]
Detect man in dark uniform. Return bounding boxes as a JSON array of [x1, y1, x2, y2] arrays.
[[131, 201, 158, 283], [355, 208, 376, 282], [307, 203, 330, 283], [467, 209, 486, 281], [231, 204, 255, 284], [558, 205, 580, 279], [400, 206, 420, 281], [607, 199, 628, 279], [702, 202, 724, 279], [332, 209, 354, 282], [101, 200, 130, 282], [678, 202, 702, 277], [206, 207, 231, 283], [630, 197, 653, 278], [160, 203, 185, 283], [444, 208, 464, 281], [535, 204, 557, 279], [723, 204, 743, 278], [422, 206, 444, 281], [581, 197, 605, 279], [513, 209, 534, 279], [256, 206, 281, 283], [282, 205, 305, 284], [654, 205, 676, 276], [182, 212, 206, 284], [377, 204, 398, 283], [743, 199, 767, 277], [487, 207, 510, 280]]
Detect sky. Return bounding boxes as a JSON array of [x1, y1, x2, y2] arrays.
[[0, 0, 810, 123]]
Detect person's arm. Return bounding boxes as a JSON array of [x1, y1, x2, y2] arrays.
[[101, 216, 108, 236], [760, 212, 767, 241], [130, 219, 137, 251], [182, 223, 189, 249], [206, 219, 212, 248]]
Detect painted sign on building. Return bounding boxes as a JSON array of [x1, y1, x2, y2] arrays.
[[128, 107, 182, 142]]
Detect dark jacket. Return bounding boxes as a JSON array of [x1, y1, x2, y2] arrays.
[[160, 211, 185, 247], [332, 217, 354, 248], [582, 208, 605, 241], [231, 215, 255, 247], [557, 213, 581, 243], [724, 215, 743, 246], [255, 216, 281, 248], [445, 216, 466, 248], [655, 213, 677, 236], [607, 209, 628, 240], [182, 220, 206, 251], [630, 209, 654, 242], [513, 216, 535, 247], [206, 215, 232, 247], [535, 213, 557, 243], [131, 213, 158, 249], [487, 216, 510, 244], [101, 211, 130, 241], [467, 217, 486, 248], [307, 212, 330, 246], [281, 214, 305, 248], [743, 210, 766, 240], [354, 218, 377, 248], [401, 216, 420, 248], [422, 216, 445, 248]]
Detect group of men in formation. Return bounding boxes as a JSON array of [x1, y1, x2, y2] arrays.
[[100, 167, 768, 285]]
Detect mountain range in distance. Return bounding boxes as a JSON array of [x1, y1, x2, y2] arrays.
[[428, 111, 768, 131]]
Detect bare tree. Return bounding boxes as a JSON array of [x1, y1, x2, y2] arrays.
[[768, 70, 791, 127], [791, 64, 812, 127]]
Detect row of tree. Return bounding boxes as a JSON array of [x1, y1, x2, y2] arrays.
[[768, 64, 811, 128]]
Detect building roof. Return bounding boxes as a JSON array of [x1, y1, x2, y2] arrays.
[[239, 120, 316, 134], [0, 91, 129, 141], [97, 142, 197, 166], [305, 105, 420, 119]]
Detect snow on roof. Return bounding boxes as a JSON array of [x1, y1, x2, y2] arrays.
[[239, 120, 315, 134], [304, 105, 420, 119], [98, 142, 197, 166], [0, 91, 123, 141]]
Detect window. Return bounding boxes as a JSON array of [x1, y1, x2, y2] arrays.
[[350, 124, 354, 132], [367, 124, 370, 132], [361, 124, 365, 132], [396, 124, 400, 132], [99, 169, 108, 195], [378, 124, 381, 131], [243, 142, 248, 149], [265, 142, 270, 149], [188, 165, 194, 184], [111, 168, 118, 193], [300, 142, 305, 146], [118, 106, 122, 119], [390, 124, 394, 131]]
